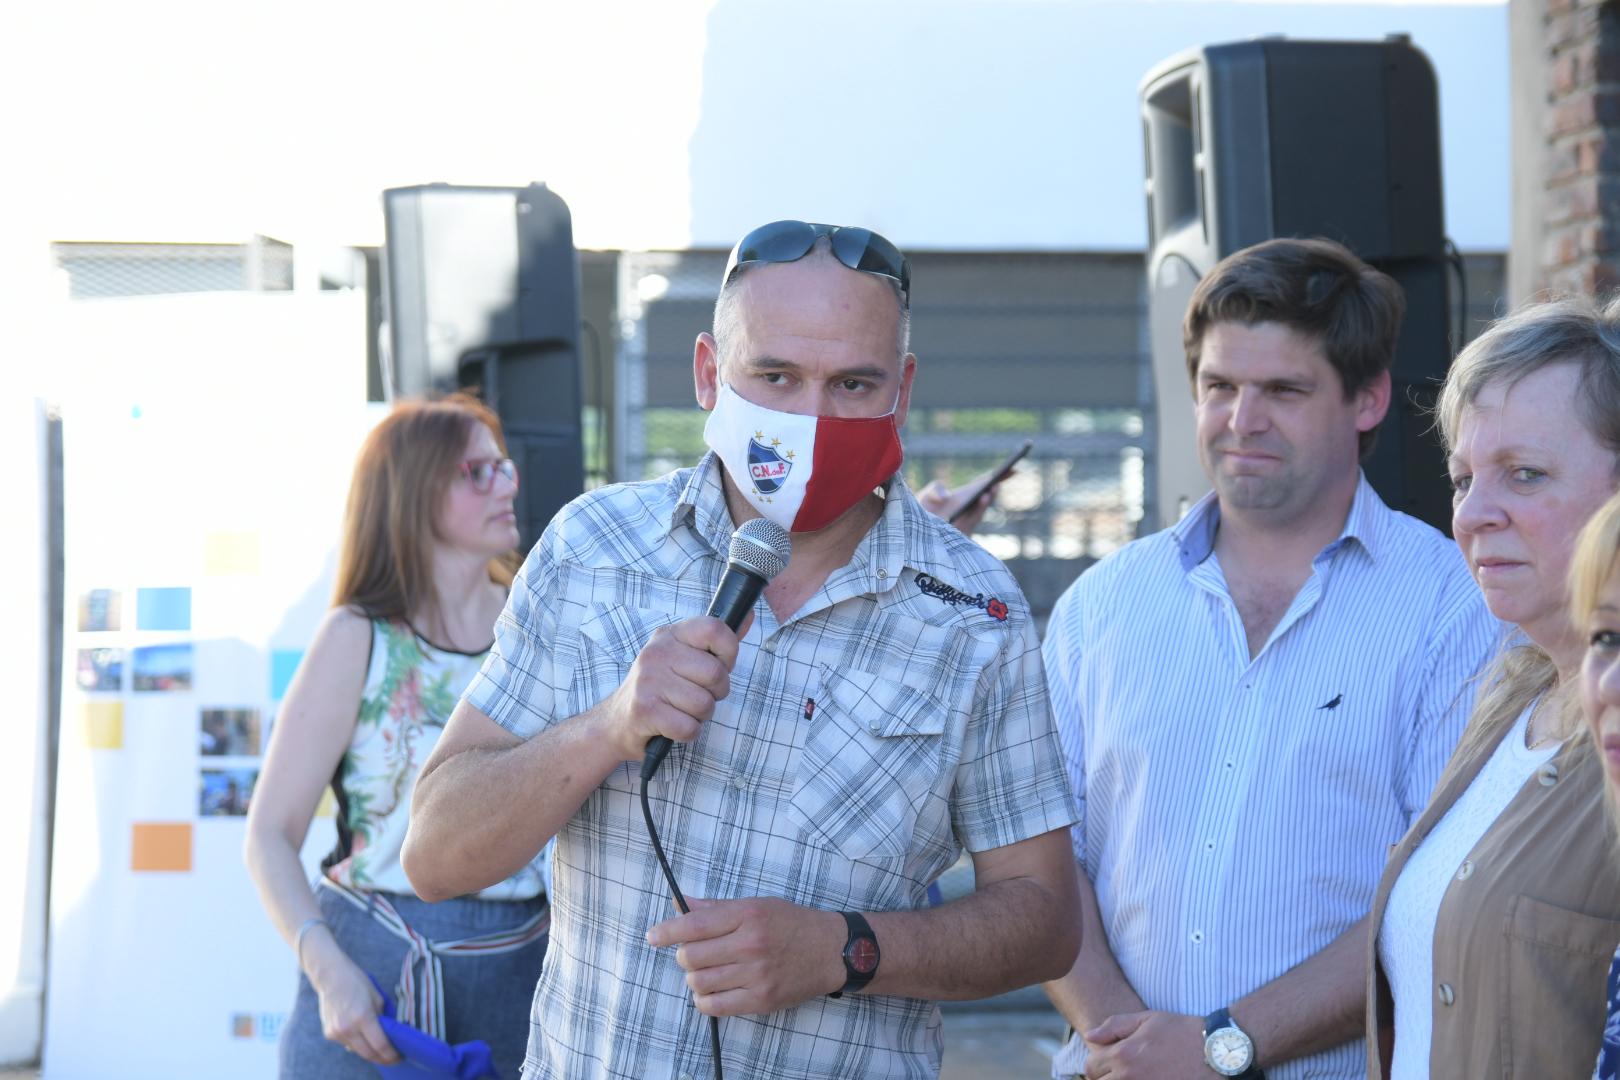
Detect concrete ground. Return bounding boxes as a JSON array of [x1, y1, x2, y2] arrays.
[[0, 1009, 1067, 1079], [940, 1006, 1067, 1079]]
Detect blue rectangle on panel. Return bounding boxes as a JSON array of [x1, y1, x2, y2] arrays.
[[136, 587, 192, 631], [270, 651, 303, 701]]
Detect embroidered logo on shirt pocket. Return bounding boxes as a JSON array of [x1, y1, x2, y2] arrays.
[[789, 665, 946, 864]]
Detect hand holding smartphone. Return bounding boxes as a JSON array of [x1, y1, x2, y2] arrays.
[[948, 439, 1034, 523]]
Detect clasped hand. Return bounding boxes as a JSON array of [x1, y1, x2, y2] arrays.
[[1081, 1010, 1209, 1080], [647, 897, 847, 1016]]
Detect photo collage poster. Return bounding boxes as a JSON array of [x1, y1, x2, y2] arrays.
[[47, 392, 382, 1079]]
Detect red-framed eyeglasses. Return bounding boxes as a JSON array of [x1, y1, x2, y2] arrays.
[[459, 457, 518, 494]]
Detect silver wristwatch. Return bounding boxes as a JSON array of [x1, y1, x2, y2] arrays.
[[1202, 1007, 1261, 1077]]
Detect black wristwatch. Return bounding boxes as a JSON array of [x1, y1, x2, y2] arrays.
[[1202, 1007, 1264, 1078], [828, 911, 880, 999]]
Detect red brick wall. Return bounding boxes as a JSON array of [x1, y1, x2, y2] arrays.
[[1544, 0, 1620, 294]]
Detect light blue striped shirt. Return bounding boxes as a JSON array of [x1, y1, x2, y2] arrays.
[[1044, 474, 1498, 1080]]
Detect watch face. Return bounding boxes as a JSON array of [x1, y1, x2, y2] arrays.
[[1206, 1029, 1252, 1076], [846, 936, 879, 975]]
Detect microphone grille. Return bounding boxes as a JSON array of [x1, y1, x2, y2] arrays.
[[729, 518, 791, 581]]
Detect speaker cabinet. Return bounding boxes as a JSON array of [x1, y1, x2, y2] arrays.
[[382, 183, 584, 549], [1141, 38, 1451, 532]]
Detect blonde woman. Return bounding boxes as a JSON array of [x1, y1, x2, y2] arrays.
[[1574, 491, 1620, 1079], [1365, 296, 1620, 1078], [246, 393, 548, 1077]]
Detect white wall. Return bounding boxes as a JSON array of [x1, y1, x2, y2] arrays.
[[7, 0, 1507, 254]]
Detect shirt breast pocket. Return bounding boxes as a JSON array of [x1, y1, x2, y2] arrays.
[[566, 603, 681, 717], [789, 665, 947, 864], [1501, 894, 1620, 1076]]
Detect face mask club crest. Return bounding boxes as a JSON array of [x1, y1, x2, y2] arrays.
[[747, 435, 793, 493], [704, 384, 904, 533]]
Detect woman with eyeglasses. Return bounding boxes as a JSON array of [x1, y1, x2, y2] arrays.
[[1574, 491, 1620, 1079], [246, 393, 549, 1078], [1364, 296, 1620, 1078]]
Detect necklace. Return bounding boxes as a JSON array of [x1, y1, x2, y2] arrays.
[[1525, 695, 1564, 751]]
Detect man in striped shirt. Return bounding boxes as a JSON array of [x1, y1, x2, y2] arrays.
[[1041, 238, 1497, 1080], [404, 222, 1081, 1079]]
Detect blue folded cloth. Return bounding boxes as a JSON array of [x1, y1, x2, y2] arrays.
[[368, 974, 499, 1080]]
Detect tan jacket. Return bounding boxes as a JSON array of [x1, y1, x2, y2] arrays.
[[1365, 727, 1620, 1078]]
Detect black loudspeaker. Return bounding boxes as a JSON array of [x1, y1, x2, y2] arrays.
[[1140, 37, 1452, 533], [382, 183, 584, 549]]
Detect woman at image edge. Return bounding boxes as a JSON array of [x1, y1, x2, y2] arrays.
[[245, 393, 548, 1077], [1365, 296, 1620, 1079], [1574, 491, 1620, 1080]]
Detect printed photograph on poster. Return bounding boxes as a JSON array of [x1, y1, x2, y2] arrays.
[[75, 648, 124, 692], [199, 767, 257, 817], [77, 589, 121, 632], [132, 643, 193, 692], [135, 586, 191, 631], [199, 708, 261, 756]]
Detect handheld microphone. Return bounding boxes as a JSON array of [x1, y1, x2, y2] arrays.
[[640, 517, 792, 781]]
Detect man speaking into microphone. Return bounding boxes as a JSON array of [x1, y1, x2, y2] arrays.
[[403, 221, 1080, 1080]]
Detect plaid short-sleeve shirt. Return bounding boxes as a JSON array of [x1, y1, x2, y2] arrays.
[[464, 453, 1076, 1080]]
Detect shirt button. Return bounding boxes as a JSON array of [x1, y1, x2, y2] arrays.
[[1456, 860, 1473, 881], [1438, 982, 1455, 1006], [869, 720, 882, 735], [1538, 763, 1559, 787], [1190, 930, 1205, 944], [731, 775, 747, 791], [877, 568, 888, 579]]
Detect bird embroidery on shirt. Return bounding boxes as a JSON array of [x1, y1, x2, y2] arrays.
[[1319, 693, 1343, 711]]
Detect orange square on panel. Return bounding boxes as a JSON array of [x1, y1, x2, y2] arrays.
[[82, 701, 123, 749], [131, 823, 192, 872]]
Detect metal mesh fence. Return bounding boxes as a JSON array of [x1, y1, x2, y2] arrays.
[[52, 237, 295, 298]]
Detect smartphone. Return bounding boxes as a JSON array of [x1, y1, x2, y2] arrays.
[[948, 439, 1034, 523]]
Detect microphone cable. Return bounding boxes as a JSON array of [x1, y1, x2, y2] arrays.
[[633, 518, 790, 1080], [640, 756, 725, 1080]]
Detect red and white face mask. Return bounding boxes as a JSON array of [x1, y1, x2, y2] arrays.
[[702, 383, 904, 533]]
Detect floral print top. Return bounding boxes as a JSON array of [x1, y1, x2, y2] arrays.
[[1599, 944, 1620, 1080], [323, 618, 546, 900]]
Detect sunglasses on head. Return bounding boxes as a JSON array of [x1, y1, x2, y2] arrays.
[[459, 457, 518, 494], [723, 220, 911, 308]]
